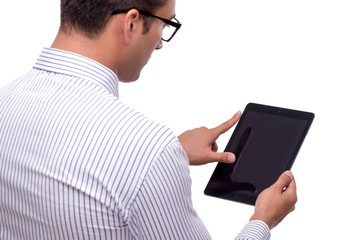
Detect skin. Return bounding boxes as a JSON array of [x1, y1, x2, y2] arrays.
[[251, 171, 297, 229], [51, 0, 297, 231], [178, 111, 241, 165]]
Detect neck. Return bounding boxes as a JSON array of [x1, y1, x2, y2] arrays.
[[51, 16, 142, 83], [52, 29, 116, 69]]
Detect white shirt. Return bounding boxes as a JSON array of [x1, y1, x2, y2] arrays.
[[0, 48, 270, 240]]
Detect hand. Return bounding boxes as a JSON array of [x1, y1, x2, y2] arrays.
[[178, 111, 241, 165], [250, 171, 297, 229]]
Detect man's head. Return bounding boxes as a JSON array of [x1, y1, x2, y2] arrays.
[[54, 0, 178, 82]]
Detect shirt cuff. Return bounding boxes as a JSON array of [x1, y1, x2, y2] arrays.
[[235, 220, 271, 240]]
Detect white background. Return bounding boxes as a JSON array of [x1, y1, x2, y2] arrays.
[[1, 0, 359, 239]]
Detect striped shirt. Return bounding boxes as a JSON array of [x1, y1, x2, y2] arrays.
[[0, 48, 270, 240]]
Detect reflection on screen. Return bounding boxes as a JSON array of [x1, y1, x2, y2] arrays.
[[228, 111, 307, 194]]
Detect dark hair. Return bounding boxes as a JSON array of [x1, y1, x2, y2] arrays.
[[60, 0, 167, 38]]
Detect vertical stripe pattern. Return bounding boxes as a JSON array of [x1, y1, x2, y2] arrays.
[[0, 48, 270, 240]]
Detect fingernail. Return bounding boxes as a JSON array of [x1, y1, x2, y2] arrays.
[[285, 170, 294, 180], [227, 154, 236, 163]]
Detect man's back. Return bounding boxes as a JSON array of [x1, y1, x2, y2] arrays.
[[0, 48, 198, 239]]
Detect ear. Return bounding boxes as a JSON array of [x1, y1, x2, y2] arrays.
[[122, 9, 142, 44]]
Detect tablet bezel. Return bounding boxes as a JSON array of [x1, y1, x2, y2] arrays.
[[204, 103, 314, 205]]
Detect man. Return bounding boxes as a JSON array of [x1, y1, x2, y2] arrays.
[[0, 0, 297, 239]]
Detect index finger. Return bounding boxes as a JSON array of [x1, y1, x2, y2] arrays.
[[211, 111, 241, 138]]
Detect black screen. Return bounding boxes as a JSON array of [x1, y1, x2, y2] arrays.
[[204, 103, 314, 205]]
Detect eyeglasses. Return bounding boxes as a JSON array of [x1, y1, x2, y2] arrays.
[[112, 9, 182, 42]]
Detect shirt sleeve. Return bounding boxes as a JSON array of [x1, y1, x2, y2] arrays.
[[235, 220, 271, 240], [127, 139, 212, 239], [127, 139, 271, 240]]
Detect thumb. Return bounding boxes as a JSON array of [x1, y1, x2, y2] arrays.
[[274, 170, 294, 191], [208, 151, 236, 164]]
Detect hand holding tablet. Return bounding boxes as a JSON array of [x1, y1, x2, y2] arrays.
[[250, 170, 297, 229]]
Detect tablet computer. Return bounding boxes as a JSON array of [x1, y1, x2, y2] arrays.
[[204, 103, 314, 205]]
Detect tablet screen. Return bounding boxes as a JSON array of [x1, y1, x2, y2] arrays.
[[204, 103, 314, 205]]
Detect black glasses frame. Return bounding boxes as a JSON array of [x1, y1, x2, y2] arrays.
[[112, 9, 182, 42]]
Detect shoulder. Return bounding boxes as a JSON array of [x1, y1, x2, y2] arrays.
[[100, 101, 186, 210], [106, 101, 178, 157]]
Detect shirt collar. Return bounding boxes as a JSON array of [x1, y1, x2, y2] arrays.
[[34, 47, 119, 97]]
